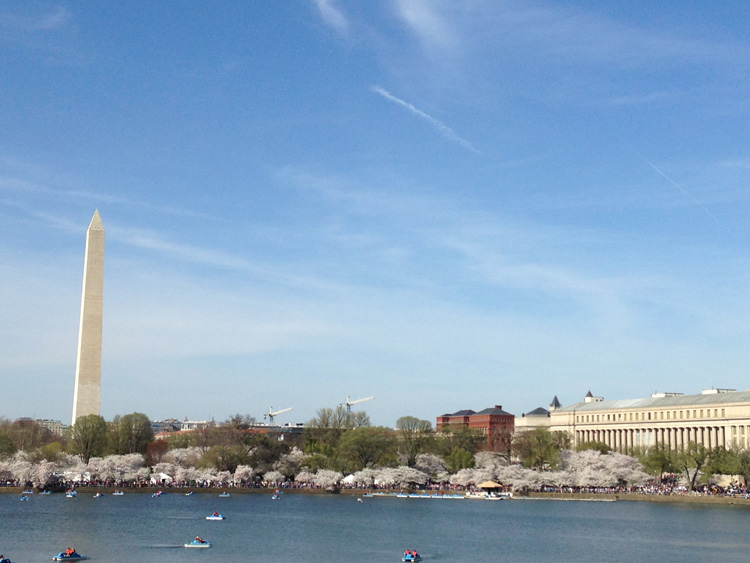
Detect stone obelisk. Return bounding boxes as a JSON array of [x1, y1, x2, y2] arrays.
[[72, 210, 105, 424]]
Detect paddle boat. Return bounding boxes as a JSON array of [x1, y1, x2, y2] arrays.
[[93, 493, 105, 498], [22, 489, 33, 494], [152, 490, 165, 498], [65, 489, 77, 498], [20, 495, 29, 501], [218, 492, 230, 497], [206, 512, 225, 520], [40, 490, 51, 495], [402, 550, 421, 562], [0, 555, 14, 563], [185, 491, 195, 496], [271, 493, 280, 500], [112, 490, 124, 496], [52, 548, 88, 561], [184, 537, 211, 549]]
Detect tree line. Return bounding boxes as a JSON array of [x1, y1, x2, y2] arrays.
[[3, 410, 750, 492]]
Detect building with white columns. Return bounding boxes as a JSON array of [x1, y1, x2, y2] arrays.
[[549, 388, 750, 451]]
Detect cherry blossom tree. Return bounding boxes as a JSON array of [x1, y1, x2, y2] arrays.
[[233, 465, 255, 485], [313, 469, 343, 489]]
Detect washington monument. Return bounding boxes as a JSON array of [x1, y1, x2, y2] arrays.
[[72, 210, 105, 424]]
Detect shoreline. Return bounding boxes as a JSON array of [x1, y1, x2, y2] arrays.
[[6, 487, 750, 506]]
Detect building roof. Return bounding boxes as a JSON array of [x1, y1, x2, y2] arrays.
[[525, 407, 550, 417], [475, 406, 513, 416], [442, 409, 476, 417], [555, 389, 750, 412], [550, 396, 562, 408]]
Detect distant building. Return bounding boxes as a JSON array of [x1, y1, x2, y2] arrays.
[[180, 418, 212, 431], [515, 395, 561, 432], [151, 418, 182, 434], [436, 405, 514, 453], [514, 407, 551, 432], [36, 419, 65, 437], [550, 388, 750, 451]]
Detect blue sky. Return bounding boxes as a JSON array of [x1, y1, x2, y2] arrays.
[[2, 1, 750, 427]]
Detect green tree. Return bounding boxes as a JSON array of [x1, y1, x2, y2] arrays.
[[337, 427, 395, 471], [436, 426, 485, 457], [40, 441, 65, 462], [114, 413, 154, 455], [637, 444, 675, 483], [395, 416, 433, 467], [67, 415, 107, 463], [674, 442, 710, 491], [0, 424, 17, 459], [165, 432, 191, 449], [734, 449, 750, 486], [303, 406, 349, 464], [512, 427, 567, 469], [4, 418, 52, 451], [198, 445, 250, 473], [576, 441, 612, 454], [445, 446, 475, 474], [248, 434, 290, 475]]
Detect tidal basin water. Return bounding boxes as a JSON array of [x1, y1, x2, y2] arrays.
[[2, 492, 750, 562]]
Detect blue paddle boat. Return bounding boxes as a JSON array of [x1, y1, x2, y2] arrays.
[[206, 512, 225, 520], [52, 549, 88, 561], [184, 537, 211, 548]]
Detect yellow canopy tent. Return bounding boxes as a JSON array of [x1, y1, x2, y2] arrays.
[[477, 481, 502, 489]]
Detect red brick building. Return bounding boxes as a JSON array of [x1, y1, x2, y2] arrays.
[[436, 405, 514, 453]]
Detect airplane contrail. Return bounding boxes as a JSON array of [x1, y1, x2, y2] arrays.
[[372, 85, 480, 154], [616, 134, 717, 223]]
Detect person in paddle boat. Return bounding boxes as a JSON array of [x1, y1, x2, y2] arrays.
[[64, 548, 78, 557], [212, 511, 219, 516], [195, 536, 206, 544]]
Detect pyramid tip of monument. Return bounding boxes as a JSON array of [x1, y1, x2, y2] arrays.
[[89, 209, 103, 229]]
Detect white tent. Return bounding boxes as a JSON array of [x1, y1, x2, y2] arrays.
[[150, 472, 173, 484]]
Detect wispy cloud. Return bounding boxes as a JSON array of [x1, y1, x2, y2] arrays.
[[371, 86, 480, 154], [0, 5, 71, 32], [312, 0, 348, 33], [394, 0, 457, 53]]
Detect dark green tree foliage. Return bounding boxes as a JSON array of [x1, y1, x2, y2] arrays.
[[636, 444, 675, 482], [337, 427, 395, 471], [395, 416, 433, 467], [445, 446, 475, 474], [248, 434, 290, 475], [703, 446, 739, 477], [575, 441, 612, 454], [68, 415, 107, 463], [110, 413, 154, 455], [512, 427, 568, 469]]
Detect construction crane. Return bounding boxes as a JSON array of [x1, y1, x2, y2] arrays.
[[263, 406, 292, 425], [341, 395, 374, 414]]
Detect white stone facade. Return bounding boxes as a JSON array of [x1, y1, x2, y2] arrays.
[[550, 389, 750, 451]]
